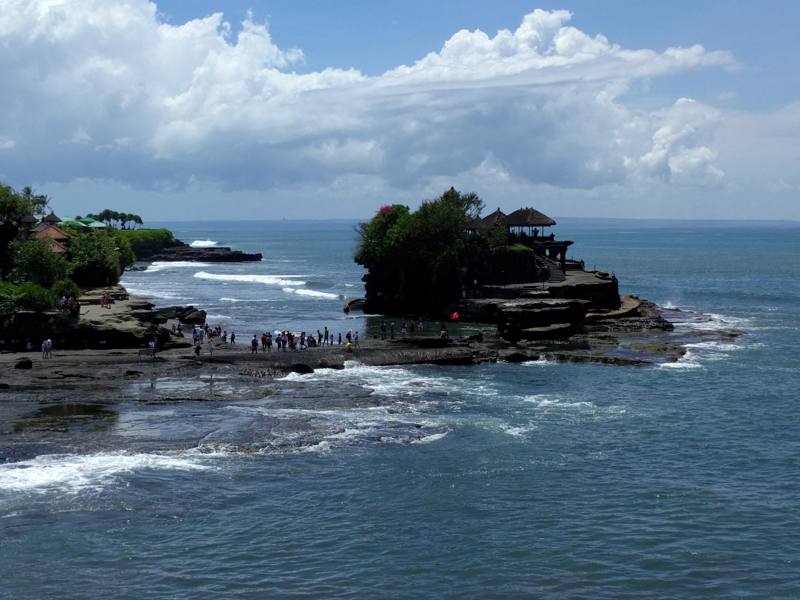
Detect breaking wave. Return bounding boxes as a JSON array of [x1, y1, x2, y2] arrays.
[[281, 287, 341, 300], [146, 261, 210, 272], [190, 240, 219, 248], [194, 271, 306, 287]]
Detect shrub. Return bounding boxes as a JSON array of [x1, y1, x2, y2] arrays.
[[52, 278, 82, 299], [16, 282, 55, 312], [116, 228, 175, 260]]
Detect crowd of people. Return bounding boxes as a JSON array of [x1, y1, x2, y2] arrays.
[[56, 294, 80, 316], [187, 322, 360, 357]]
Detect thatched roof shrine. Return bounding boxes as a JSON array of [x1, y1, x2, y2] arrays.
[[504, 207, 556, 227]]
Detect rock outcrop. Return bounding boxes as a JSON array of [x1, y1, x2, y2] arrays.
[[3, 286, 199, 350], [147, 241, 262, 262]]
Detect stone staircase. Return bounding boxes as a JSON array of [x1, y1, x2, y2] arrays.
[[537, 256, 566, 282]]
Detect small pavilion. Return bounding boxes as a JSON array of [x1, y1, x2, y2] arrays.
[[504, 207, 556, 237]]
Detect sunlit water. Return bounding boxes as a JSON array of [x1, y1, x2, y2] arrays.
[[1, 219, 798, 599]]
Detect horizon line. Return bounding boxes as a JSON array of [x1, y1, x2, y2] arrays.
[[142, 216, 800, 225]]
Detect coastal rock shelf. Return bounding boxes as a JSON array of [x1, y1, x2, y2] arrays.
[[146, 242, 262, 262]]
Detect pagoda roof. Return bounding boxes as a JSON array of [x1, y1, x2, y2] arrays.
[[41, 238, 69, 254], [481, 208, 508, 227], [33, 223, 71, 242], [43, 211, 61, 224], [504, 207, 556, 227]]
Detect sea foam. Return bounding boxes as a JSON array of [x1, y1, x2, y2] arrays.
[[0, 453, 210, 493], [190, 239, 219, 248]]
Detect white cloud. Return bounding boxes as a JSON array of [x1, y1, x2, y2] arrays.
[[3, 0, 793, 219]]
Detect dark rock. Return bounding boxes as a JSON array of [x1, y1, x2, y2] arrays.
[[182, 309, 207, 324], [290, 363, 314, 374], [148, 245, 262, 263], [124, 370, 143, 376], [14, 358, 33, 370], [503, 351, 530, 363]]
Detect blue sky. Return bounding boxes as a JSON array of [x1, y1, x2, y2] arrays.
[[0, 1, 798, 220]]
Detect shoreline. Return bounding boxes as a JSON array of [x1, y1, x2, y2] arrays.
[[0, 282, 744, 465]]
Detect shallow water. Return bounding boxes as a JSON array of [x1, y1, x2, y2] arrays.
[[1, 219, 799, 598]]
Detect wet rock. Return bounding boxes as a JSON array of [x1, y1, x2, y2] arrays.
[[290, 363, 314, 374], [148, 244, 262, 262], [14, 358, 33, 370], [503, 351, 530, 363]]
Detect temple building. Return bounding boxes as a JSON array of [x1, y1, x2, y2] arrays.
[[31, 219, 71, 254], [466, 206, 574, 272]]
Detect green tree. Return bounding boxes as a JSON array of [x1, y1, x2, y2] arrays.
[[355, 188, 483, 314], [20, 186, 49, 217], [68, 231, 123, 287], [0, 184, 33, 277], [12, 240, 68, 287]]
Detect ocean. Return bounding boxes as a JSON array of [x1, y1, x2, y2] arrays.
[[1, 219, 798, 599]]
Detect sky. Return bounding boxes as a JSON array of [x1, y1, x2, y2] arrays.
[[0, 0, 798, 221]]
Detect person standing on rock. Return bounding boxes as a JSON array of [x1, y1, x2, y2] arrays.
[[230, 332, 236, 344], [251, 335, 258, 354], [208, 339, 214, 357], [324, 327, 329, 345], [261, 332, 268, 352]]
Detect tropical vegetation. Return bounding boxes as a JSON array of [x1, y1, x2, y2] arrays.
[[355, 187, 545, 315], [0, 183, 166, 320]]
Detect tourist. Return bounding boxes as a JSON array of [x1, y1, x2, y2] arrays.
[[266, 332, 272, 352], [194, 342, 201, 357], [317, 329, 322, 345], [261, 332, 268, 352], [338, 332, 342, 345], [230, 332, 236, 344], [41, 340, 48, 359], [324, 327, 329, 345], [439, 323, 449, 339], [251, 335, 258, 354], [208, 339, 214, 356], [354, 331, 359, 348], [390, 322, 395, 339], [400, 322, 407, 337]]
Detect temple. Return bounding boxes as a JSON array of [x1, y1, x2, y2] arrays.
[[466, 206, 574, 273]]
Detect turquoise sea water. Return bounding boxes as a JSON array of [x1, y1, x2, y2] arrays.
[[1, 219, 799, 599]]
